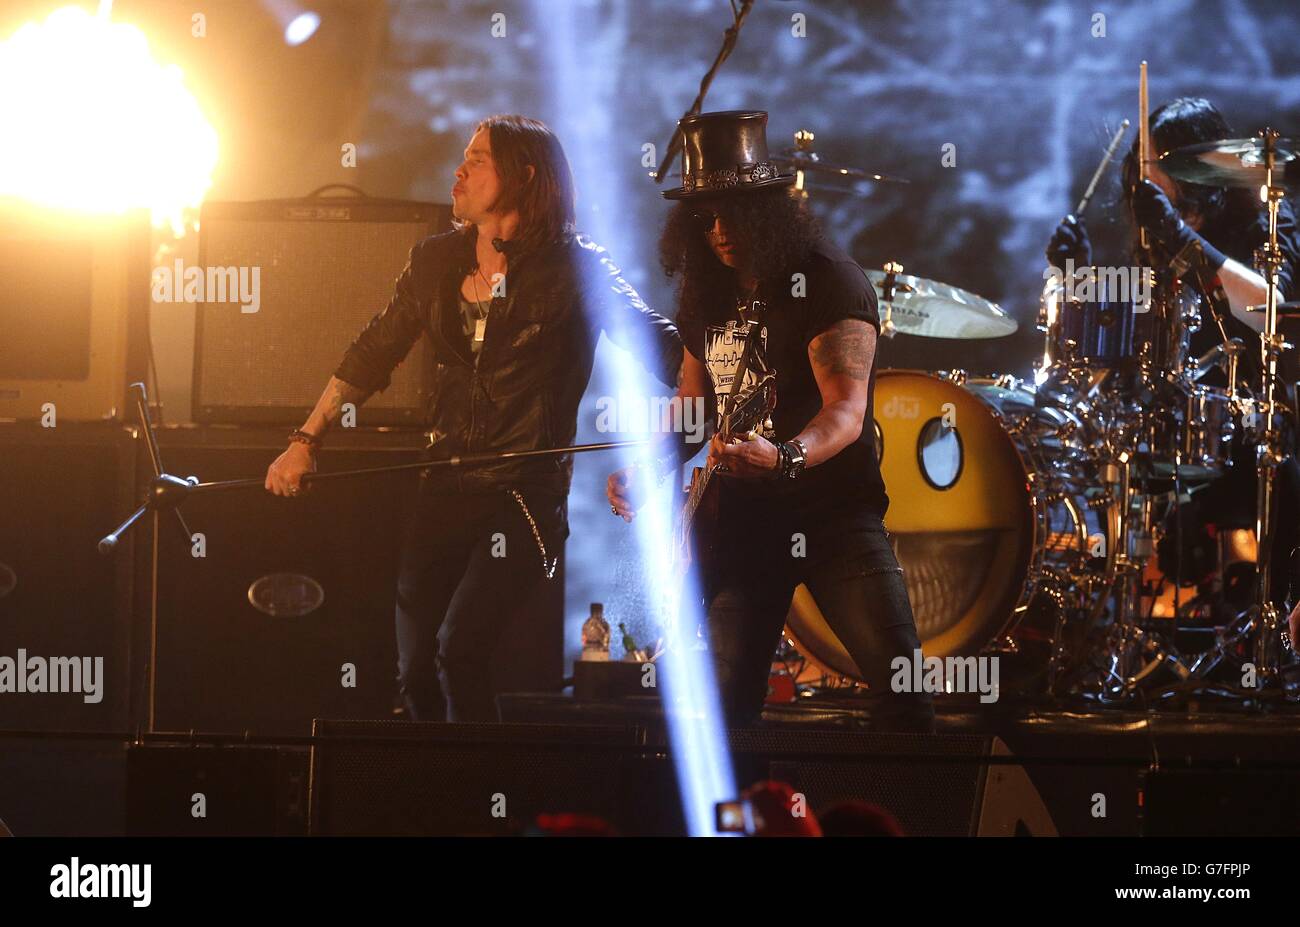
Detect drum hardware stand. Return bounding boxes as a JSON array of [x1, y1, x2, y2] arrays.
[[1174, 130, 1296, 697], [98, 382, 650, 732], [1080, 438, 1199, 702], [1147, 129, 1299, 700], [1090, 451, 1148, 698], [1235, 129, 1290, 687], [878, 261, 908, 339], [1036, 571, 1079, 696]]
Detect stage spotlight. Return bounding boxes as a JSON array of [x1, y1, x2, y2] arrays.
[[533, 0, 737, 837], [0, 5, 217, 234], [283, 12, 319, 46], [259, 1, 321, 47]]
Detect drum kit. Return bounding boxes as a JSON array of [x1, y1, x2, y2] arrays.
[[778, 109, 1300, 705]]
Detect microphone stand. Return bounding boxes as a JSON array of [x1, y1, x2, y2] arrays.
[[651, 0, 755, 186], [99, 381, 648, 732]]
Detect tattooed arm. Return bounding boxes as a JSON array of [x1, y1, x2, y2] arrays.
[[798, 318, 875, 466], [299, 376, 374, 441], [265, 376, 373, 496]]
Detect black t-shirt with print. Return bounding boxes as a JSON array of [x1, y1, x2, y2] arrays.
[[675, 237, 889, 522]]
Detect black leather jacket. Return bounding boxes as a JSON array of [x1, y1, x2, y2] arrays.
[[334, 228, 682, 497]]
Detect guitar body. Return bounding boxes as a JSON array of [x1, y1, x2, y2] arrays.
[[677, 465, 724, 584], [670, 374, 775, 597]]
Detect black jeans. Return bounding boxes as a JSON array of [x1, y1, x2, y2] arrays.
[[395, 476, 565, 722], [702, 496, 934, 732]]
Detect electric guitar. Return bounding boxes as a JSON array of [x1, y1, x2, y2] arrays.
[[672, 368, 776, 584]]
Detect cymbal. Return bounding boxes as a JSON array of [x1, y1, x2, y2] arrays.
[[865, 269, 1017, 339], [772, 151, 910, 185], [1159, 137, 1298, 189], [790, 180, 879, 197]]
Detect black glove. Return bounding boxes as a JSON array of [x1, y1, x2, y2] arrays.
[[1045, 214, 1091, 269], [1131, 179, 1228, 271]]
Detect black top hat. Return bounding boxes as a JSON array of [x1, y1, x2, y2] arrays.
[[663, 110, 795, 200]]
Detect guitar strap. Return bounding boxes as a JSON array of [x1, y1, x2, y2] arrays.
[[720, 299, 769, 430]]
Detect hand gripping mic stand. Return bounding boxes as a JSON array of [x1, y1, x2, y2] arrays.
[[99, 381, 647, 732]]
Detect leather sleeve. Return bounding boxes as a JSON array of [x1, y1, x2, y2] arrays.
[[333, 237, 436, 393], [578, 240, 683, 389]]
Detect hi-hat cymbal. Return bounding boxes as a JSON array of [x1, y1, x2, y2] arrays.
[[865, 269, 1017, 339], [1159, 137, 1298, 189]]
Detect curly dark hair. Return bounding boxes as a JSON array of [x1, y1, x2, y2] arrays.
[[659, 187, 821, 322]]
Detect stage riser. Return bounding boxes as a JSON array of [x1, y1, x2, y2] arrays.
[[307, 721, 1054, 837]]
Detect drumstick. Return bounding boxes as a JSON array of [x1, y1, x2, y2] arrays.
[[1076, 119, 1130, 215], [1139, 61, 1150, 250]]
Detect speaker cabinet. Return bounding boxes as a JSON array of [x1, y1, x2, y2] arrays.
[[143, 425, 566, 735], [727, 729, 1055, 837], [143, 426, 422, 735], [193, 198, 451, 425], [1141, 769, 1300, 836], [0, 423, 136, 732], [126, 743, 309, 836], [0, 203, 150, 422], [0, 738, 125, 836], [309, 720, 644, 836]]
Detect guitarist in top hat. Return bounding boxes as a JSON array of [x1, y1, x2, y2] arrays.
[[608, 111, 933, 732]]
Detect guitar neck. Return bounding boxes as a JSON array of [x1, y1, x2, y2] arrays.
[[683, 466, 710, 525]]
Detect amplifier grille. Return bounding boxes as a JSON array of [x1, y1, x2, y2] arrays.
[[194, 201, 450, 425]]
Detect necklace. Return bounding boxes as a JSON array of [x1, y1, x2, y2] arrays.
[[469, 266, 496, 345]]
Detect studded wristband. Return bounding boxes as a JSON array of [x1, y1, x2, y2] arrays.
[[771, 440, 790, 479], [781, 439, 807, 480], [288, 428, 322, 450]]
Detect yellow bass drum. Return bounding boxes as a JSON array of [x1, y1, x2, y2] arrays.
[[785, 370, 1105, 680]]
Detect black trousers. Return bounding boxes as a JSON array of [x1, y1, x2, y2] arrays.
[[394, 477, 565, 722], [701, 496, 934, 732]]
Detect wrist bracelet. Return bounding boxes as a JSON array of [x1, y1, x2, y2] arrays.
[[781, 439, 808, 480], [289, 428, 322, 450], [772, 441, 789, 478]]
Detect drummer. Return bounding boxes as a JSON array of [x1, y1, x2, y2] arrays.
[[1049, 98, 1299, 340], [1047, 96, 1300, 615]]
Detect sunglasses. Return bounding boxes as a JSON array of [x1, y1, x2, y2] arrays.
[[689, 207, 723, 229]]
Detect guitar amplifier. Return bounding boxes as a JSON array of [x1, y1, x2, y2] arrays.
[[0, 202, 150, 422], [192, 196, 452, 426]]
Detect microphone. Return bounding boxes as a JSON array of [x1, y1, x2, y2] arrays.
[[491, 237, 514, 255]]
